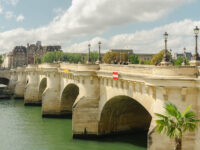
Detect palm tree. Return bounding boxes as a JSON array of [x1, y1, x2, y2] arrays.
[[155, 102, 200, 150]]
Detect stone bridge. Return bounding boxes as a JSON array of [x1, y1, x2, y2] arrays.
[[3, 63, 200, 150]]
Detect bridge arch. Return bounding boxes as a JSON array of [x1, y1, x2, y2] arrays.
[[38, 78, 47, 102], [60, 83, 79, 115], [99, 95, 152, 135], [0, 77, 9, 86]]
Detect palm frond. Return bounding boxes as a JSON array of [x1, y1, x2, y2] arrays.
[[155, 102, 200, 140], [165, 102, 181, 119], [182, 105, 192, 117]]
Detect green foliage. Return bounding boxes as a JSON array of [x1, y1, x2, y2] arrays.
[[173, 57, 189, 66], [63, 53, 82, 63], [86, 51, 98, 63], [150, 50, 172, 65], [139, 60, 151, 65], [0, 55, 3, 64], [41, 51, 83, 64], [102, 51, 117, 64], [129, 54, 139, 64], [35, 56, 41, 64], [155, 102, 199, 149], [42, 52, 55, 63], [102, 51, 128, 64]]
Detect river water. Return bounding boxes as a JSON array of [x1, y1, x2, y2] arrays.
[[0, 99, 147, 150]]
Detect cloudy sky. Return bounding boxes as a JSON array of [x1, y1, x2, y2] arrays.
[[0, 0, 200, 54]]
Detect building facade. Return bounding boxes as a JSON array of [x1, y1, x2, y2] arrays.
[[10, 41, 61, 68], [172, 52, 193, 61]]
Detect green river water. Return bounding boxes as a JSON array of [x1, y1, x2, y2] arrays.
[[0, 99, 147, 150]]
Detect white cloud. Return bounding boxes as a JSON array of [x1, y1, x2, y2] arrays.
[[66, 19, 200, 54], [0, 0, 194, 53], [16, 14, 24, 22], [5, 11, 14, 20], [0, 5, 3, 14]]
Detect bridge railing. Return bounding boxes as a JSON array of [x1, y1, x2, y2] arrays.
[[23, 63, 198, 78], [99, 64, 198, 78]]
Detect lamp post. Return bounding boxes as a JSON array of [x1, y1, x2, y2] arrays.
[[128, 51, 130, 64], [194, 26, 199, 60], [161, 32, 171, 66], [190, 26, 200, 66], [120, 51, 122, 64], [182, 47, 187, 66], [87, 43, 91, 63], [98, 41, 101, 63], [163, 32, 168, 62]]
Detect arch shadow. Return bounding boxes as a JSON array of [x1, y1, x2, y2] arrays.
[[0, 78, 9, 86], [60, 83, 79, 117], [98, 95, 152, 147], [39, 78, 47, 103]]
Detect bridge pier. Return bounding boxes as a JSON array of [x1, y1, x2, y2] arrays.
[[42, 67, 62, 117], [14, 67, 26, 99], [8, 70, 17, 94], [24, 65, 40, 105], [73, 76, 100, 137]]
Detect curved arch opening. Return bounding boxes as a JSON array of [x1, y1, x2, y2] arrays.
[[0, 78, 9, 86], [38, 78, 47, 102], [60, 84, 79, 116], [0, 78, 11, 98], [99, 96, 152, 135]]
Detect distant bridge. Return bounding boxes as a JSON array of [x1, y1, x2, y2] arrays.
[[2, 63, 200, 150]]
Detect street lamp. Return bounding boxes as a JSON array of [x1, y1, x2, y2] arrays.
[[98, 41, 101, 63], [182, 47, 187, 66], [194, 26, 199, 60], [128, 51, 130, 64], [88, 43, 91, 63], [163, 32, 168, 62], [161, 32, 171, 66]]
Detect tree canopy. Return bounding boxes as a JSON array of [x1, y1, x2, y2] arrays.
[[0, 55, 3, 64], [41, 51, 83, 64], [150, 50, 172, 65], [102, 51, 128, 64], [173, 57, 189, 66], [129, 54, 139, 64], [85, 51, 98, 63]]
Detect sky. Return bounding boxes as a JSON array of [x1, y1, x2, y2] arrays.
[[0, 0, 200, 54]]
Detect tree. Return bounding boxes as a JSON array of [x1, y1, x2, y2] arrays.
[[155, 102, 200, 150], [173, 57, 189, 66], [102, 51, 128, 64], [0, 55, 3, 64], [139, 60, 151, 65], [86, 51, 98, 63], [55, 51, 64, 61], [150, 50, 172, 65], [35, 56, 41, 64], [129, 54, 139, 64], [42, 52, 55, 63], [102, 51, 117, 64]]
